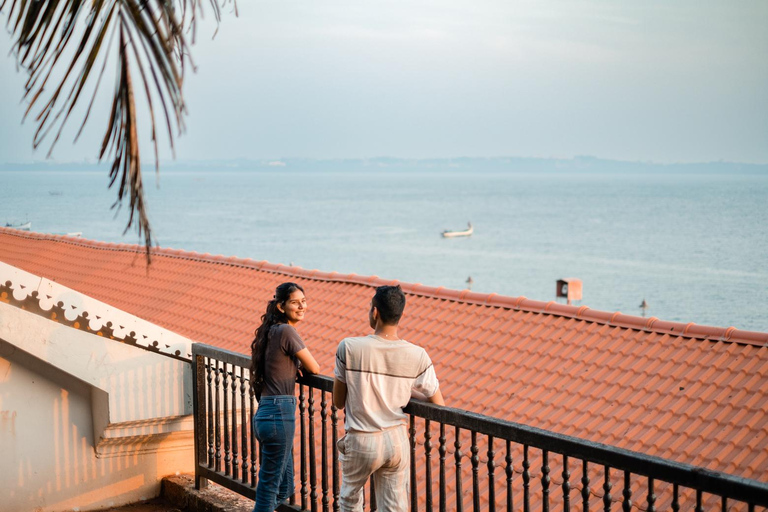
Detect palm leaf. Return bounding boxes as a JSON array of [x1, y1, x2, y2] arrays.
[[1, 0, 236, 262]]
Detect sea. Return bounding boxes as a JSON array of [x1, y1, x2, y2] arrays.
[[2, 160, 767, 333]]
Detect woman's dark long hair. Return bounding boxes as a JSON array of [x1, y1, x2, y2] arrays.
[[250, 282, 305, 395]]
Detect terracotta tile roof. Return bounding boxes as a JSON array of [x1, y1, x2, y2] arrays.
[[1, 227, 766, 484]]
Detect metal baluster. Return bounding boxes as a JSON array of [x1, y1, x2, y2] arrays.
[[562, 454, 570, 512], [748, 504, 755, 512], [439, 423, 447, 512], [411, 415, 417, 512], [223, 362, 231, 476], [309, 387, 318, 512], [250, 381, 257, 487], [522, 445, 530, 512], [215, 360, 222, 472], [455, 426, 464, 512], [505, 441, 513, 512], [321, 390, 329, 512], [370, 475, 377, 511], [193, 353, 208, 490], [721, 496, 727, 512], [331, 403, 340, 512], [542, 450, 550, 512], [581, 460, 590, 512], [231, 364, 239, 480], [602, 466, 612, 512], [425, 419, 433, 512], [671, 484, 679, 512], [471, 431, 480, 512], [207, 358, 215, 468], [300, 383, 308, 511], [647, 477, 656, 512], [240, 366, 248, 484], [695, 490, 703, 512], [487, 435, 495, 512], [621, 472, 631, 512]]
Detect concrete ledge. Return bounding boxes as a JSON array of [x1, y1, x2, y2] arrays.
[[162, 475, 300, 512]]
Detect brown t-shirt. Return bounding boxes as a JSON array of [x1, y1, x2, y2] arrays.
[[262, 323, 307, 397]]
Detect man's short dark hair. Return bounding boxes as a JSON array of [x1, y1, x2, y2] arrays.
[[372, 285, 406, 325]]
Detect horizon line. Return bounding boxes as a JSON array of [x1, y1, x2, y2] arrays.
[[3, 155, 768, 167]]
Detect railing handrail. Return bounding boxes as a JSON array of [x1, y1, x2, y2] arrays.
[[192, 342, 768, 508], [403, 399, 768, 505], [193, 343, 251, 367], [292, 370, 768, 506]]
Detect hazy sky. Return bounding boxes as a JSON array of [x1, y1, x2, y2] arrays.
[[1, 0, 766, 164]]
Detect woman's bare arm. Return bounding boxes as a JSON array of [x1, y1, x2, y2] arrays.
[[295, 348, 320, 374]]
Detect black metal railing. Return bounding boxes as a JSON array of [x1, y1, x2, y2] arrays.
[[192, 343, 768, 511]]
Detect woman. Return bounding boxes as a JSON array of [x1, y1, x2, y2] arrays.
[[250, 282, 320, 512]]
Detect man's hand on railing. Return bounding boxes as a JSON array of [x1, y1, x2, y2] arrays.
[[411, 388, 445, 406]]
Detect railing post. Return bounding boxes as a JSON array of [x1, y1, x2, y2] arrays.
[[455, 426, 464, 512], [505, 440, 513, 512], [602, 466, 612, 512], [523, 445, 530, 512], [223, 362, 231, 476], [562, 454, 570, 512], [207, 357, 215, 469], [250, 386, 257, 488], [215, 360, 221, 472], [192, 351, 208, 490], [240, 367, 249, 485], [486, 434, 495, 512], [647, 477, 656, 512], [410, 415, 418, 512], [471, 431, 479, 512], [424, 419, 433, 512], [671, 483, 679, 512], [231, 364, 239, 480], [309, 387, 318, 512], [622, 471, 632, 512], [331, 403, 340, 512], [370, 475, 378, 511], [542, 449, 550, 512], [299, 383, 308, 511], [439, 423, 447, 512], [321, 390, 329, 512], [582, 460, 590, 512]]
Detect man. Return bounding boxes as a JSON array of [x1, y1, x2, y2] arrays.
[[333, 285, 445, 512]]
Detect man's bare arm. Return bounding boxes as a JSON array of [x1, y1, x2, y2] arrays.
[[333, 378, 347, 410], [428, 389, 445, 406]]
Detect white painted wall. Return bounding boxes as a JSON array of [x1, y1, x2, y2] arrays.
[[0, 302, 196, 511]]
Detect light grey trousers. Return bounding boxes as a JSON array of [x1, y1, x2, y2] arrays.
[[337, 425, 410, 512]]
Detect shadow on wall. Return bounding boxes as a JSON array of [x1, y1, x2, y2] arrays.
[[0, 338, 191, 512]]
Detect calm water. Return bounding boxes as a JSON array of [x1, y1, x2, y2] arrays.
[[2, 167, 767, 332]]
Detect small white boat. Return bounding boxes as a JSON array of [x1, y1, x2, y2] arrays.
[[442, 222, 473, 238], [5, 221, 31, 231]]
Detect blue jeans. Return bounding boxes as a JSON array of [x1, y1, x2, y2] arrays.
[[253, 395, 296, 512]]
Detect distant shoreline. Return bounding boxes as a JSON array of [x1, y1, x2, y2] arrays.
[[2, 156, 767, 174]]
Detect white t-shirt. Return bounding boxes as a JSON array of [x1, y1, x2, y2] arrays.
[[334, 334, 440, 432]]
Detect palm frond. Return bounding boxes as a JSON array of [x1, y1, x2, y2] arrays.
[[1, 0, 236, 262]]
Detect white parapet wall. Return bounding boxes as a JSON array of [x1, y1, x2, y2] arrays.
[[0, 262, 198, 512]]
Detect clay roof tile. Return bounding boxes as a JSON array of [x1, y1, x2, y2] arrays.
[[1, 228, 766, 482]]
